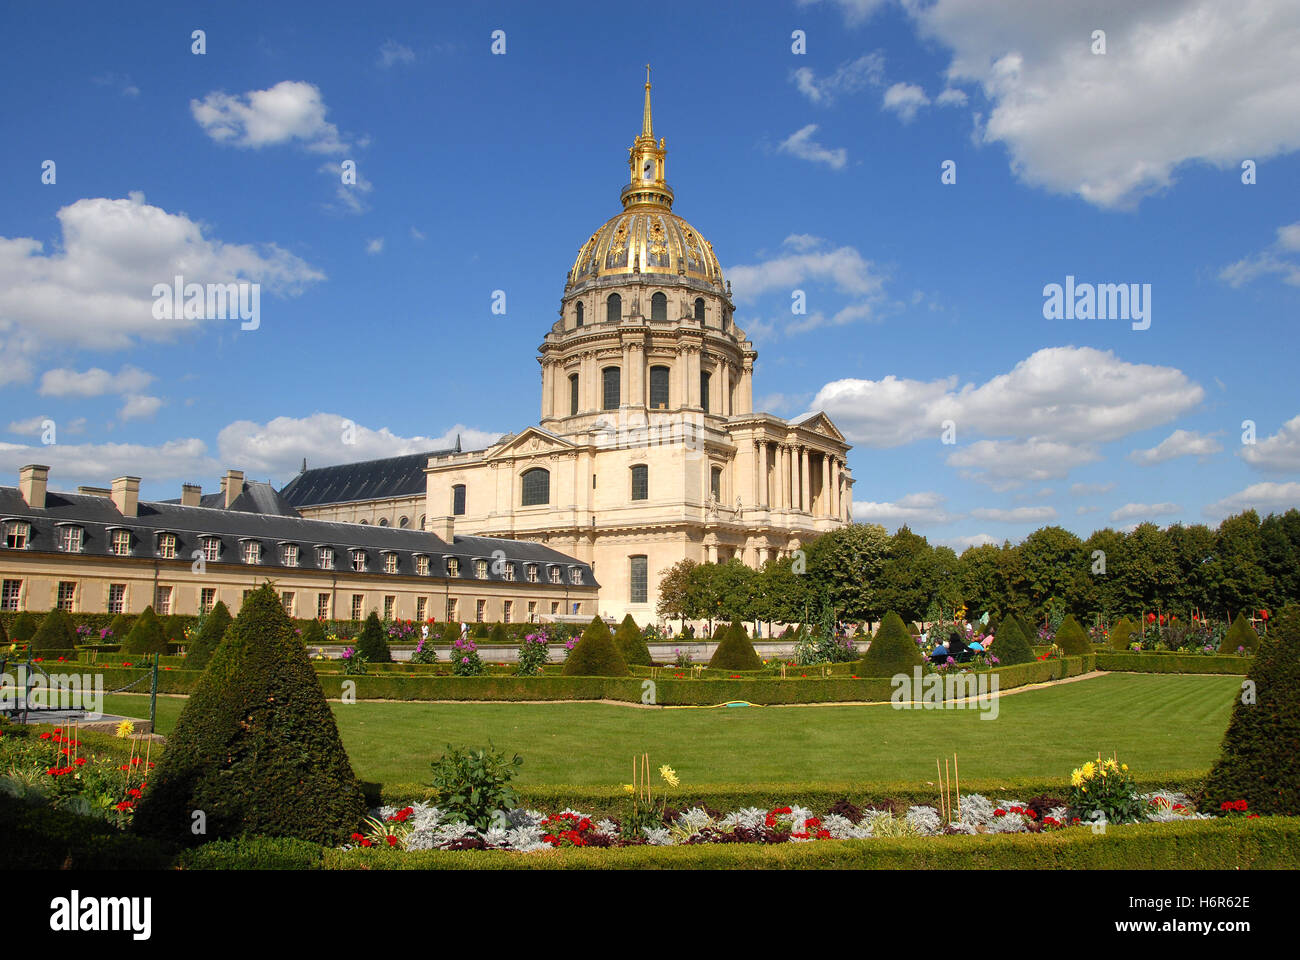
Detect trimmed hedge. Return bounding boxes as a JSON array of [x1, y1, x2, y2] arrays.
[[614, 614, 653, 667], [992, 616, 1034, 666], [708, 622, 763, 672], [1094, 652, 1253, 674], [124, 606, 168, 656], [562, 616, 628, 677], [185, 600, 232, 672], [1109, 617, 1137, 651], [29, 607, 76, 652], [175, 835, 325, 870], [323, 817, 1300, 870], [1054, 614, 1092, 655], [0, 795, 172, 869], [1225, 612, 1261, 654], [860, 611, 924, 677]]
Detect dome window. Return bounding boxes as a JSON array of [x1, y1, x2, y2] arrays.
[[576, 301, 584, 327], [606, 293, 621, 323], [694, 298, 706, 324], [651, 292, 667, 322]]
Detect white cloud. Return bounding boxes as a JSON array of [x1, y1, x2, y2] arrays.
[[852, 491, 956, 526], [943, 533, 999, 550], [1110, 502, 1181, 523], [119, 394, 163, 422], [7, 416, 52, 436], [410, 226, 426, 241], [970, 505, 1058, 523], [1240, 414, 1300, 472], [215, 413, 503, 482], [0, 438, 215, 486], [1128, 429, 1222, 465], [378, 40, 416, 68], [949, 439, 1100, 490], [191, 81, 349, 153], [797, 0, 890, 26], [1220, 221, 1300, 287], [895, 0, 1300, 209], [790, 53, 885, 105], [1204, 481, 1300, 518], [0, 193, 324, 376], [1076, 505, 1100, 515], [882, 82, 930, 122], [39, 365, 154, 398], [776, 124, 848, 170], [366, 237, 385, 255], [1070, 481, 1115, 496], [935, 88, 968, 106]]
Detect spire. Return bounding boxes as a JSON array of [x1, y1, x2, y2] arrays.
[[642, 63, 654, 138]]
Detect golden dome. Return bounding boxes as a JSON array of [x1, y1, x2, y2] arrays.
[[567, 68, 724, 291]]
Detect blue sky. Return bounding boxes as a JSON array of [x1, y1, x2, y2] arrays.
[[2, 0, 1298, 549]]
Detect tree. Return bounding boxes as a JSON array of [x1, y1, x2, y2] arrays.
[[562, 616, 628, 676], [185, 601, 232, 672], [708, 622, 762, 671], [804, 523, 889, 624], [355, 611, 391, 663], [959, 543, 1003, 620], [133, 585, 366, 846], [1054, 614, 1091, 655], [875, 527, 938, 625], [440, 621, 460, 644], [752, 555, 810, 628], [30, 608, 76, 653], [1213, 511, 1270, 619], [1200, 603, 1300, 815], [614, 614, 652, 666], [992, 615, 1034, 666], [10, 611, 38, 646], [656, 558, 699, 629], [124, 607, 168, 656], [859, 611, 924, 677]]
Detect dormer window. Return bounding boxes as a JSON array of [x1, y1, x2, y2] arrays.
[[549, 565, 562, 584], [241, 540, 262, 565], [110, 529, 132, 556], [383, 552, 399, 574], [503, 562, 516, 582], [158, 532, 177, 560], [526, 563, 539, 583], [445, 557, 459, 577], [475, 558, 488, 579], [352, 549, 368, 572], [416, 555, 431, 576], [318, 546, 335, 570], [570, 567, 582, 585], [4, 520, 31, 550], [282, 543, 300, 567], [202, 537, 221, 561], [59, 525, 83, 554]]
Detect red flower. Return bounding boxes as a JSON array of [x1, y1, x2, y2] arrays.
[[1248, 813, 1260, 819], [350, 833, 365, 842], [386, 835, 398, 847], [1260, 610, 1269, 620], [1147, 613, 1156, 623], [993, 808, 1007, 817], [74, 757, 87, 766], [39, 732, 51, 740], [1235, 799, 1248, 812]]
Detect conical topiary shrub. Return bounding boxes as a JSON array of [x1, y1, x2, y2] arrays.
[[614, 614, 653, 666], [708, 622, 762, 672], [441, 621, 460, 644], [30, 608, 76, 653], [562, 616, 628, 676], [991, 616, 1034, 666], [1107, 617, 1135, 650], [10, 611, 38, 646], [107, 613, 130, 645], [489, 622, 508, 644], [1225, 613, 1260, 655], [860, 611, 924, 677], [133, 584, 367, 847], [124, 606, 168, 656], [1200, 603, 1300, 815], [354, 611, 391, 663], [161, 615, 189, 653], [300, 618, 325, 647], [186, 601, 232, 672], [1054, 614, 1092, 656]]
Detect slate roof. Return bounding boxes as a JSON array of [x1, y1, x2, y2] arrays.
[[161, 478, 301, 516], [279, 449, 456, 507], [0, 487, 597, 589]]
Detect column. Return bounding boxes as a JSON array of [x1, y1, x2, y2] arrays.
[[830, 457, 840, 518], [820, 453, 830, 516], [782, 445, 791, 510], [720, 362, 731, 416], [799, 446, 810, 513], [759, 441, 769, 508], [678, 349, 689, 410]]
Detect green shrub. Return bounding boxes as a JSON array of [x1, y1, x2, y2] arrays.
[[1109, 618, 1136, 651], [132, 584, 367, 847], [355, 612, 392, 663], [0, 616, 7, 645], [441, 621, 460, 644], [859, 611, 923, 677], [10, 611, 38, 646], [489, 623, 507, 645], [562, 617, 629, 676], [992, 616, 1034, 666], [175, 835, 325, 870], [1225, 612, 1260, 654], [428, 744, 523, 830], [107, 614, 130, 644], [708, 623, 762, 672], [1200, 604, 1300, 816], [30, 607, 76, 653], [471, 623, 488, 639], [161, 614, 189, 651], [124, 606, 168, 656], [185, 601, 232, 672], [614, 614, 653, 666], [300, 618, 326, 647], [1054, 614, 1091, 655]]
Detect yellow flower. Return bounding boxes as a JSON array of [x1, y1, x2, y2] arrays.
[[1070, 768, 1084, 787], [1121, 763, 1128, 772], [659, 764, 680, 788], [1081, 761, 1096, 780], [1104, 758, 1119, 772], [621, 784, 634, 794], [115, 719, 134, 739]]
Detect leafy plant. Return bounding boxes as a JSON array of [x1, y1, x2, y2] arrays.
[[1068, 755, 1142, 825], [515, 631, 549, 676], [429, 744, 523, 831]]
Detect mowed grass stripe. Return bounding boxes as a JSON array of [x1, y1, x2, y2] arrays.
[[101, 673, 1237, 787]]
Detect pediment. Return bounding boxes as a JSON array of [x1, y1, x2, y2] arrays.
[[792, 411, 847, 444], [485, 426, 576, 461]]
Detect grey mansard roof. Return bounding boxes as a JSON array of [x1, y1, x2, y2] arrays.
[[279, 449, 456, 508], [0, 487, 597, 589]]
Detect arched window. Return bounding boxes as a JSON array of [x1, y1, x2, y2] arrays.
[[418, 515, 426, 530], [606, 293, 621, 323], [569, 373, 579, 415], [631, 464, 648, 501], [359, 519, 368, 525], [575, 301, 584, 327], [700, 370, 711, 413], [651, 292, 667, 322], [521, 468, 550, 506], [452, 485, 466, 516], [399, 516, 409, 528], [602, 366, 621, 410], [711, 466, 723, 501], [694, 298, 705, 323], [649, 365, 670, 409], [378, 517, 389, 527]]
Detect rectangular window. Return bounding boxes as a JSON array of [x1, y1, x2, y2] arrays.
[[203, 538, 221, 561], [526, 563, 538, 583], [111, 530, 131, 556], [445, 557, 458, 577], [475, 559, 488, 579], [108, 583, 126, 614], [570, 567, 582, 585], [281, 592, 295, 617], [503, 600, 513, 624], [476, 599, 486, 622], [569, 373, 579, 415], [551, 601, 559, 615], [60, 526, 83, 553], [350, 594, 364, 621], [317, 593, 330, 619], [446, 597, 458, 621], [631, 464, 648, 501], [201, 587, 216, 614], [452, 485, 466, 516], [242, 541, 261, 564], [2, 579, 23, 611], [282, 543, 299, 567], [384, 553, 399, 574], [550, 566, 562, 584], [3, 521, 30, 549], [649, 366, 670, 409], [503, 562, 516, 582], [630, 556, 648, 604], [158, 533, 177, 560], [155, 585, 173, 615], [700, 370, 711, 413], [318, 546, 335, 570], [415, 597, 427, 621], [417, 555, 431, 576], [602, 367, 620, 410], [352, 550, 367, 572], [711, 466, 722, 501], [57, 582, 76, 612], [527, 600, 537, 622], [383, 595, 395, 620]]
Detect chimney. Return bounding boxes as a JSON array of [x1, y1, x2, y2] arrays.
[[18, 464, 49, 509], [111, 476, 140, 517], [429, 516, 455, 542], [220, 469, 244, 509], [181, 483, 202, 507]]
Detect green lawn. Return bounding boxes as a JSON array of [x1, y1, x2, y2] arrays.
[[103, 672, 1237, 787]]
